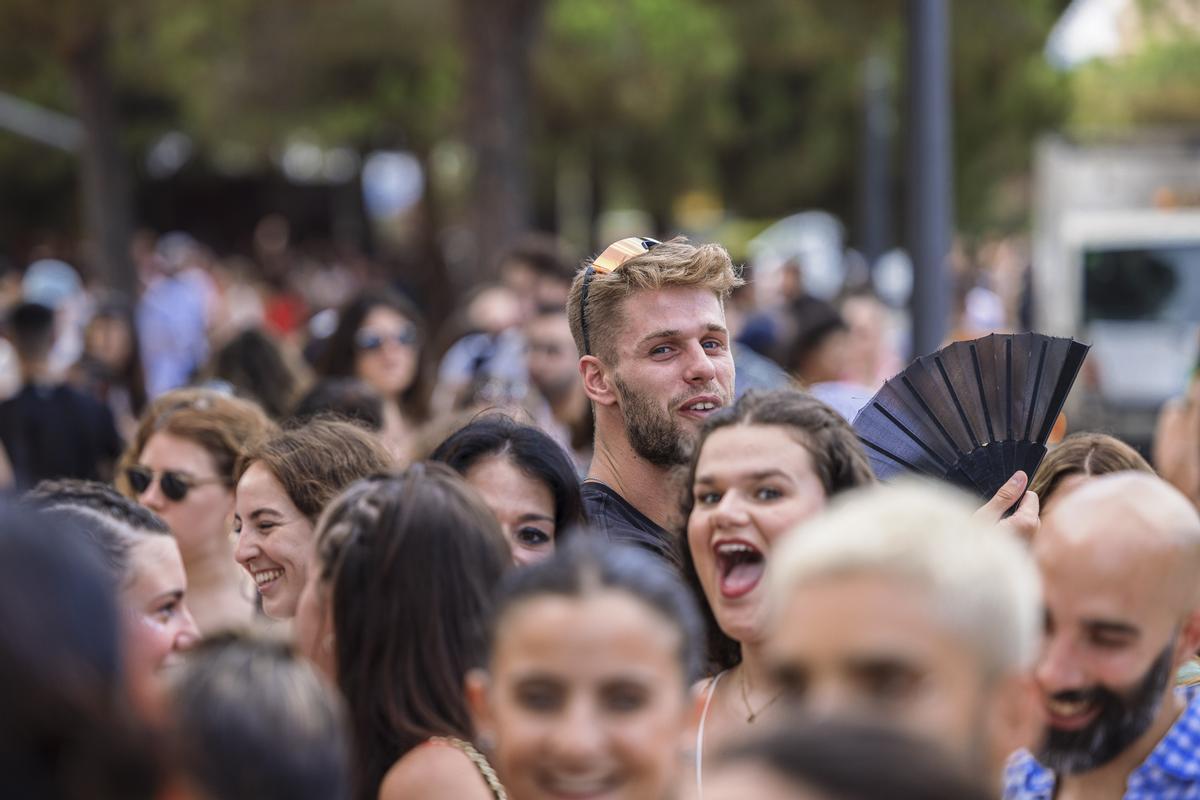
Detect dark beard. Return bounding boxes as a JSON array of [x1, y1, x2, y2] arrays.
[[1037, 637, 1177, 775], [614, 376, 693, 468]]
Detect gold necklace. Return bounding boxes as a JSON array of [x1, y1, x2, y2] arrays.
[[739, 669, 782, 724]]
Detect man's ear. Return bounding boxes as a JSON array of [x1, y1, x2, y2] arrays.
[[1178, 607, 1200, 664], [580, 356, 617, 407]]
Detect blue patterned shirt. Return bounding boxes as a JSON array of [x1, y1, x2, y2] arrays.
[[1004, 685, 1200, 800]]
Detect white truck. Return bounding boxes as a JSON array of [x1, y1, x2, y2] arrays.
[[1032, 133, 1200, 449]]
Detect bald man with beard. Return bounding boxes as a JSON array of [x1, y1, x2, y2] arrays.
[[1005, 473, 1200, 800]]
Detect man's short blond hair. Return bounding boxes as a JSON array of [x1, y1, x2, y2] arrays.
[[566, 236, 743, 364], [768, 480, 1043, 679]]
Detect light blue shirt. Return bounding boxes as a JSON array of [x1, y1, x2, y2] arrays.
[[1004, 685, 1200, 800]]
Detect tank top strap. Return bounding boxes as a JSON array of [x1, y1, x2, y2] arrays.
[[427, 736, 508, 800], [694, 669, 727, 800]]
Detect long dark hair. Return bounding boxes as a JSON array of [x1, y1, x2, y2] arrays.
[[210, 328, 303, 420], [314, 290, 430, 422], [677, 389, 876, 672], [430, 415, 587, 539], [314, 463, 510, 800], [81, 301, 148, 417]]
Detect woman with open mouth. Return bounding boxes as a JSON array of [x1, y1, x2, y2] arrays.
[[233, 418, 393, 620], [679, 389, 875, 797]]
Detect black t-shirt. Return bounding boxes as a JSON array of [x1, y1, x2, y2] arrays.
[[0, 383, 123, 491], [580, 480, 678, 568]]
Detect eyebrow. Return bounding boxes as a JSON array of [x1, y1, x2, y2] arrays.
[[150, 589, 183, 605], [249, 507, 284, 521], [636, 323, 729, 349], [695, 469, 790, 486], [517, 513, 555, 524]]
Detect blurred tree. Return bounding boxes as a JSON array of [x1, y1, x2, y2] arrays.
[[0, 0, 137, 297], [0, 0, 1069, 299], [460, 0, 545, 276]]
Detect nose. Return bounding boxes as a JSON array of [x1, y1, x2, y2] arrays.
[[714, 491, 750, 529], [548, 698, 607, 766], [801, 679, 856, 721], [1035, 633, 1086, 694], [233, 527, 259, 567], [138, 480, 166, 513], [683, 340, 718, 385], [174, 604, 201, 652]]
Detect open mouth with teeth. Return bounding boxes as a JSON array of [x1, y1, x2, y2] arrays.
[[253, 567, 284, 593], [714, 541, 766, 599], [679, 396, 721, 419], [1044, 693, 1101, 730]]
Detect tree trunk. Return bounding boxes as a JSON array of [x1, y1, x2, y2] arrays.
[[65, 20, 137, 300], [459, 0, 545, 284]]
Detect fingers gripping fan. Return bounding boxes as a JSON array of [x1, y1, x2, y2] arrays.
[[851, 333, 1089, 499]]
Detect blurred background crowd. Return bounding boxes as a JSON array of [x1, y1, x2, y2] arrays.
[[6, 1, 1200, 800]]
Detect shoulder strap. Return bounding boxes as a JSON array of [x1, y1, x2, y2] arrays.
[[695, 670, 726, 799], [428, 737, 508, 800]]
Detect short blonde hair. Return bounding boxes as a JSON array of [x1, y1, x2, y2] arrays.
[[768, 480, 1042, 678], [566, 236, 743, 364]]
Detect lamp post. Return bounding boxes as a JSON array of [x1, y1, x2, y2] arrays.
[[906, 0, 953, 357]]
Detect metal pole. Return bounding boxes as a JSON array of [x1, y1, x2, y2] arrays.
[[906, 0, 953, 357], [860, 52, 891, 269]]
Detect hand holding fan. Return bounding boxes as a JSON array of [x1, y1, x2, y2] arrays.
[[851, 333, 1089, 499]]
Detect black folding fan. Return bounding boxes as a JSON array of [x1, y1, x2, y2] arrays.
[[851, 333, 1089, 499]]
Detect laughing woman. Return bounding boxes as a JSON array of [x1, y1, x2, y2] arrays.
[[233, 418, 394, 619], [680, 389, 874, 796]]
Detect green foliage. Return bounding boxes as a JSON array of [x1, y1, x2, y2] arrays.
[[0, 0, 1073, 251], [1070, 37, 1200, 129]]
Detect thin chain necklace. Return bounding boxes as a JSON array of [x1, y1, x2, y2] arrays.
[[739, 668, 783, 724]]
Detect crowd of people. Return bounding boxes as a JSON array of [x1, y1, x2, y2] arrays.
[[1, 230, 1199, 800]]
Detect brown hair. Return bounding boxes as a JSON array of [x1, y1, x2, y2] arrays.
[[566, 236, 743, 364], [312, 463, 509, 800], [116, 389, 277, 497], [235, 419, 395, 523], [678, 388, 876, 671], [1029, 432, 1154, 509]]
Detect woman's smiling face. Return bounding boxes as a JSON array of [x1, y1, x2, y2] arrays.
[[687, 424, 829, 644], [472, 590, 692, 800], [233, 462, 315, 619]]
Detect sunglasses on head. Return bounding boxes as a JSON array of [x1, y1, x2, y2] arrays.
[[579, 236, 661, 356], [126, 466, 226, 502], [355, 326, 418, 352]]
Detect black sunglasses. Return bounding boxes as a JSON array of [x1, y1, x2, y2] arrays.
[[126, 466, 226, 502], [579, 237, 661, 356], [355, 326, 419, 352]]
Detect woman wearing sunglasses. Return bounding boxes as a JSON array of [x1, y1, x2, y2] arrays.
[[117, 388, 277, 634], [315, 291, 429, 464]]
